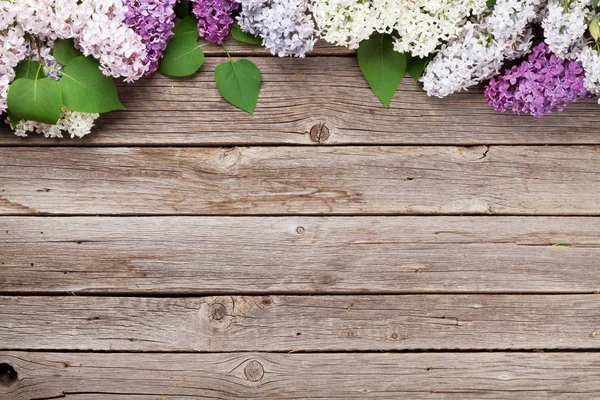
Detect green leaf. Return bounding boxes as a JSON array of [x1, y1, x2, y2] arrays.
[[590, 19, 600, 41], [172, 15, 200, 39], [158, 35, 205, 77], [214, 59, 261, 114], [7, 78, 62, 124], [594, 0, 599, 7], [357, 35, 407, 107], [60, 56, 124, 113], [406, 55, 429, 82], [53, 39, 84, 66], [158, 16, 204, 77], [231, 23, 262, 45], [7, 109, 21, 128], [14, 59, 45, 80]]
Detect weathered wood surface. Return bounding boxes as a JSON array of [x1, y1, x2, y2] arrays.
[[2, 352, 600, 399], [2, 295, 599, 351], [2, 58, 600, 146], [2, 216, 598, 294], [1, 146, 599, 215], [203, 36, 354, 56], [1, 38, 599, 398]]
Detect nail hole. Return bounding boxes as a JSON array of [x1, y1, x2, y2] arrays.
[[0, 363, 17, 387]]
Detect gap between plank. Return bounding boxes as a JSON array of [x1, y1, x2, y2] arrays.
[[2, 349, 600, 354], [1, 143, 600, 148], [0, 291, 597, 297]]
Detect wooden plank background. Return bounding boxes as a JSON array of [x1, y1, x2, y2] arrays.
[[1, 41, 599, 398], [4, 352, 600, 399], [1, 146, 599, 215], [1, 295, 599, 351], [1, 216, 598, 293]]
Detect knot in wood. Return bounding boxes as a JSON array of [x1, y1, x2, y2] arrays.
[[309, 123, 330, 143], [261, 296, 272, 306], [0, 363, 18, 387], [296, 226, 305, 234], [209, 303, 226, 321], [244, 360, 264, 382]]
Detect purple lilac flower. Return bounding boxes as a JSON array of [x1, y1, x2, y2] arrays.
[[124, 0, 178, 77], [485, 43, 594, 118], [192, 0, 239, 44]]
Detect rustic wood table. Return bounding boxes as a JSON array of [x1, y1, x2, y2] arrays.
[[1, 40, 599, 399]]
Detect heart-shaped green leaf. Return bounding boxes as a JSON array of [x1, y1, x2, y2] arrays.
[[214, 59, 261, 115], [53, 39, 84, 66], [7, 77, 62, 124], [173, 15, 200, 39], [59, 56, 124, 113], [7, 109, 22, 128], [231, 23, 262, 45], [406, 55, 430, 82], [357, 34, 407, 107], [158, 34, 205, 77], [14, 59, 45, 80]]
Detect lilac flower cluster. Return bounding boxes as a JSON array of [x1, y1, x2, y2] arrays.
[[484, 43, 593, 117], [124, 0, 178, 76], [193, 0, 239, 44], [237, 0, 316, 57]]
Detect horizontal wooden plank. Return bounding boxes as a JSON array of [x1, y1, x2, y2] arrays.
[[1, 146, 599, 215], [202, 36, 354, 56], [2, 57, 600, 146], [1, 295, 599, 351], [1, 216, 599, 294], [2, 352, 600, 399]]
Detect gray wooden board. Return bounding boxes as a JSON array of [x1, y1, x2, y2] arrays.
[[1, 146, 599, 215], [1, 352, 600, 399], [1, 216, 598, 294], [202, 37, 354, 56], [1, 295, 599, 351], [2, 58, 600, 146]]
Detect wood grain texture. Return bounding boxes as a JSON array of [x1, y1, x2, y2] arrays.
[[2, 57, 600, 146], [202, 36, 354, 56], [1, 216, 599, 294], [2, 295, 599, 351], [2, 351, 600, 399], [1, 146, 599, 215]]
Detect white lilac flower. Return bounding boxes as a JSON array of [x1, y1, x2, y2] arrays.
[[542, 0, 590, 58], [384, 0, 488, 58], [10, 107, 99, 138], [75, 0, 149, 81], [422, 0, 545, 98], [310, 0, 378, 50], [0, 25, 27, 114], [237, 0, 316, 57], [5, 0, 149, 82], [310, 0, 487, 56], [577, 46, 600, 100]]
